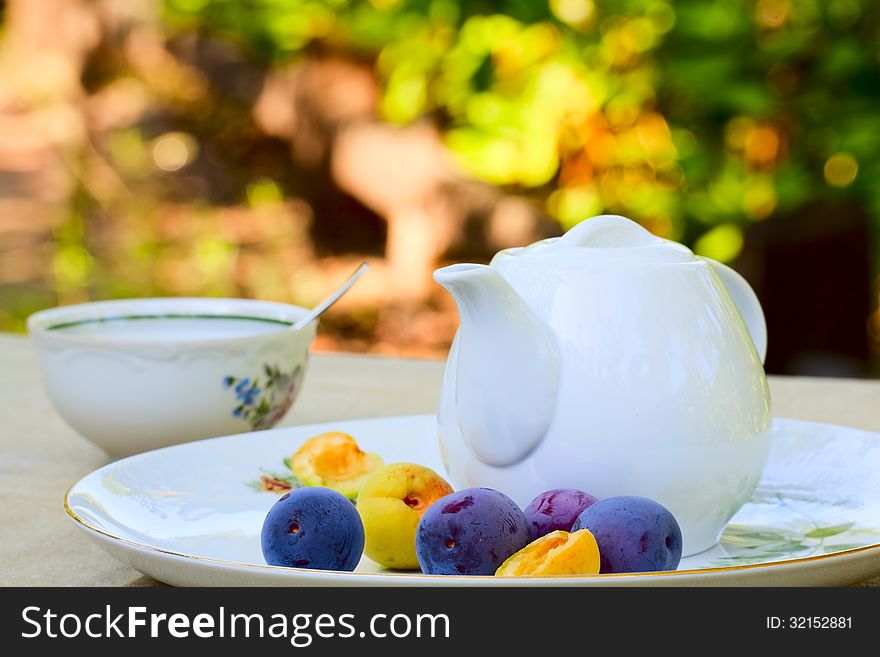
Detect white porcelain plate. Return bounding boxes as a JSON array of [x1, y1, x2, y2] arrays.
[[66, 415, 880, 586]]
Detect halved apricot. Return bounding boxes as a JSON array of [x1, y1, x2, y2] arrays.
[[290, 432, 383, 500], [495, 529, 600, 576]]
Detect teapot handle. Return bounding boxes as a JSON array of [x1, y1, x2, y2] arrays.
[[706, 260, 767, 363]]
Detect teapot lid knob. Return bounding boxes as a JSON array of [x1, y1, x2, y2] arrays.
[[554, 215, 663, 249]]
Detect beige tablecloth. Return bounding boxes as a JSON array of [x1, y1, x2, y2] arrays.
[[0, 332, 878, 586]]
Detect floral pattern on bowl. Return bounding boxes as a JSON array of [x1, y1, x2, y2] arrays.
[[225, 363, 303, 431]]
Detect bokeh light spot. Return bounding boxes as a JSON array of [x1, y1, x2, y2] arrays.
[[743, 125, 780, 167], [550, 0, 594, 27], [694, 224, 744, 263], [548, 185, 603, 229], [744, 180, 777, 220], [646, 2, 676, 33], [247, 179, 284, 208], [152, 132, 197, 172], [755, 0, 790, 29], [823, 152, 858, 188]]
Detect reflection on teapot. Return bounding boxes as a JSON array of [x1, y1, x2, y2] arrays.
[[434, 215, 771, 556]]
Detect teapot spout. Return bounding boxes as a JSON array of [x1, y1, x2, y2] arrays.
[[434, 264, 559, 466]]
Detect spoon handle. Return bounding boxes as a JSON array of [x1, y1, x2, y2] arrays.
[[291, 261, 369, 331]]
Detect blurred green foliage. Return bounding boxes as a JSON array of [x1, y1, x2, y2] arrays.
[[164, 0, 880, 264]]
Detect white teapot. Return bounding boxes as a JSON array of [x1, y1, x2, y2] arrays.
[[434, 215, 771, 556]]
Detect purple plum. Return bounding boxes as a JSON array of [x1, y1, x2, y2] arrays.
[[416, 488, 531, 575], [261, 487, 364, 571], [523, 488, 599, 540], [572, 496, 682, 573]]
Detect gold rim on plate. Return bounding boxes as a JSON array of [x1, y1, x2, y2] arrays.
[[64, 489, 880, 582]]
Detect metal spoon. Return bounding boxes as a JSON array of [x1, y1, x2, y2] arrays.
[[290, 261, 369, 331]]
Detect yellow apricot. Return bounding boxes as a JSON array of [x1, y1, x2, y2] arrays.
[[357, 463, 454, 570], [290, 432, 383, 500], [495, 529, 600, 576]]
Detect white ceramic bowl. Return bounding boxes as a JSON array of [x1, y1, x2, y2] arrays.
[[28, 298, 317, 457]]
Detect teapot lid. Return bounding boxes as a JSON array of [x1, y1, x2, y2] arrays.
[[496, 215, 694, 265]]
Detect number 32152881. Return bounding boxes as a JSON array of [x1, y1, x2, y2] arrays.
[[766, 617, 852, 629]]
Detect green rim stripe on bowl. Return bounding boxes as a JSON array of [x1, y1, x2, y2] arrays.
[[47, 314, 294, 331]]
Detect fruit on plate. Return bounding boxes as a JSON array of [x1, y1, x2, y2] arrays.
[[495, 529, 600, 576], [357, 463, 454, 570], [572, 496, 683, 573], [523, 488, 599, 540], [261, 487, 364, 571], [415, 487, 531, 575], [290, 431, 383, 500]]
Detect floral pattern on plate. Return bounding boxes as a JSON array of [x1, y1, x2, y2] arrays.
[[247, 455, 303, 493], [711, 488, 879, 566]]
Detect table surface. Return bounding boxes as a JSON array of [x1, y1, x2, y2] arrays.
[[1, 332, 878, 586]]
